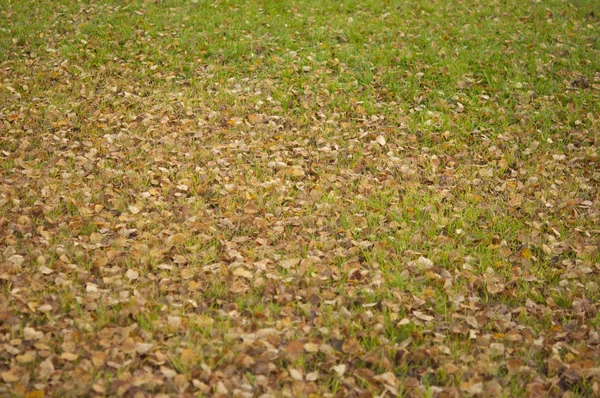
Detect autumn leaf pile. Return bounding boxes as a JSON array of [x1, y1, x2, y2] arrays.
[[1, 0, 599, 396]]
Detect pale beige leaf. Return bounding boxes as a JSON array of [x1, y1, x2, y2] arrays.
[[135, 343, 153, 355], [60, 352, 79, 361], [125, 269, 139, 281], [332, 364, 346, 376], [289, 368, 303, 381], [1, 370, 19, 383], [233, 268, 253, 279], [167, 316, 182, 328], [160, 366, 177, 378], [23, 327, 43, 340], [38, 358, 55, 379]]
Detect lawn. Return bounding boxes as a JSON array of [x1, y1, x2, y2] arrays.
[[1, 0, 599, 396]]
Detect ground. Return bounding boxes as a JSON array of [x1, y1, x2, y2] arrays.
[[1, 0, 600, 396]]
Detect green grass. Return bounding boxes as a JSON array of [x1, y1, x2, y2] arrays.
[[1, 0, 599, 396]]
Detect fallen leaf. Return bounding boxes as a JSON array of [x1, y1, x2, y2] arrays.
[[160, 366, 177, 378], [233, 268, 253, 279], [181, 348, 199, 366], [279, 258, 301, 269], [60, 352, 79, 361], [91, 352, 107, 368], [461, 381, 483, 395], [304, 342, 319, 353], [16, 351, 36, 364], [39, 266, 53, 274], [38, 358, 55, 379], [23, 327, 43, 340], [86, 283, 98, 293], [25, 390, 44, 398], [486, 282, 505, 295], [332, 364, 346, 376], [285, 340, 304, 355], [490, 343, 505, 356], [342, 337, 361, 354], [289, 368, 303, 381], [1, 370, 19, 383], [167, 316, 182, 328], [8, 254, 24, 267], [135, 343, 153, 355], [125, 269, 139, 281], [306, 371, 319, 381], [374, 372, 398, 387]]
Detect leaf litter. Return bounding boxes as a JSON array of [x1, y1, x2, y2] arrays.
[[1, 0, 600, 397]]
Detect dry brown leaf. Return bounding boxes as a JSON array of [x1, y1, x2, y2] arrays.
[[285, 340, 304, 356], [180, 349, 199, 366], [91, 352, 107, 368], [342, 337, 361, 354]]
